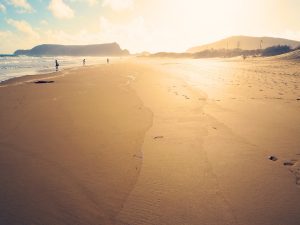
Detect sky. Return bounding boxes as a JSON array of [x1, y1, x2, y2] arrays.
[[0, 0, 300, 54]]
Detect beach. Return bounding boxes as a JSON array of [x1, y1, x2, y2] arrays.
[[0, 58, 300, 225]]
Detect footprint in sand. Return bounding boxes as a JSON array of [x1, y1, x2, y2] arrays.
[[182, 95, 190, 100], [153, 136, 164, 140], [283, 159, 297, 166], [133, 153, 143, 160], [283, 159, 300, 186]]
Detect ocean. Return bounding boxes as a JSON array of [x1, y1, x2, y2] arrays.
[[0, 56, 113, 83]]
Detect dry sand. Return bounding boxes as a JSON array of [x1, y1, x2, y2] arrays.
[[0, 58, 300, 225]]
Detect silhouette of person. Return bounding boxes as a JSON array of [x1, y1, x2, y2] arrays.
[[83, 59, 86, 66], [55, 59, 59, 71], [107, 58, 109, 64]]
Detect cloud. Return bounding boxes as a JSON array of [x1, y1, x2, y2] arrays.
[[6, 0, 33, 13], [36, 16, 147, 52], [3, 19, 40, 53], [0, 30, 12, 38], [0, 3, 6, 13], [0, 29, 40, 53], [98, 16, 149, 52], [48, 0, 74, 19], [68, 0, 98, 6], [83, 0, 98, 5], [0, 30, 14, 53], [282, 30, 300, 41], [6, 18, 40, 39], [43, 29, 101, 44], [40, 20, 49, 25], [266, 29, 300, 43], [102, 0, 134, 11]]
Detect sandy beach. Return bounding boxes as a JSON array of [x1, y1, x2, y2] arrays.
[[0, 58, 300, 225]]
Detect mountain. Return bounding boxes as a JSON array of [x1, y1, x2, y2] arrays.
[[187, 36, 300, 53], [14, 43, 129, 56]]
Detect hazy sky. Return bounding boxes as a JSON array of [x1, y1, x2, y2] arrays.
[[1, 0, 300, 53]]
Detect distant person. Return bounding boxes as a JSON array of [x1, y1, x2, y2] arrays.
[[55, 59, 59, 71], [83, 58, 86, 66], [107, 58, 109, 64]]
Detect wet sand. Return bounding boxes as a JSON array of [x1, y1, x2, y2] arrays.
[[0, 64, 152, 224], [0, 58, 300, 225]]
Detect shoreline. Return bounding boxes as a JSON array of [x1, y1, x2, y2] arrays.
[[0, 55, 124, 85], [0, 71, 63, 87], [2, 55, 298, 87], [0, 65, 88, 87]]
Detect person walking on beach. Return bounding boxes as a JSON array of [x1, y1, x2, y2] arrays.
[[55, 59, 59, 71], [107, 58, 109, 64], [83, 59, 86, 66]]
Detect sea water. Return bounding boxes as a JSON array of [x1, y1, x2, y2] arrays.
[[0, 56, 112, 83]]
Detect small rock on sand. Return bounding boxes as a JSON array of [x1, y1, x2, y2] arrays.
[[268, 155, 278, 161]]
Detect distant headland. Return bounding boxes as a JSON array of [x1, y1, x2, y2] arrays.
[[14, 42, 129, 56]]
